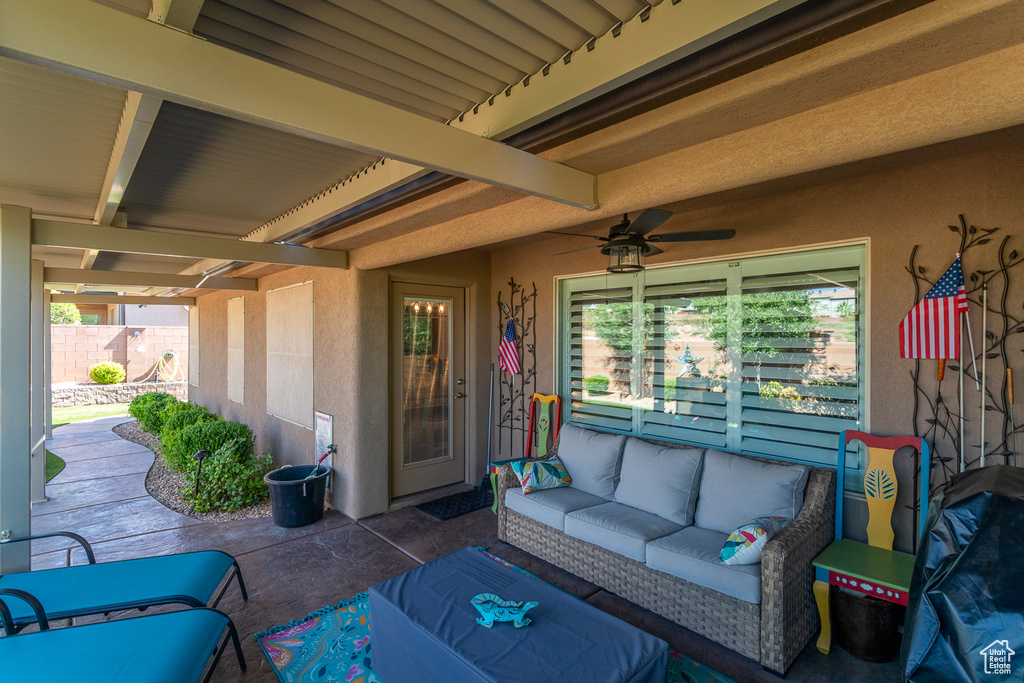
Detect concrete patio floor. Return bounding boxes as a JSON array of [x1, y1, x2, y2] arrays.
[[29, 417, 900, 682]]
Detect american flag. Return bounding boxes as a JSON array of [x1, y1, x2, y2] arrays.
[[899, 255, 969, 359], [499, 319, 521, 374]]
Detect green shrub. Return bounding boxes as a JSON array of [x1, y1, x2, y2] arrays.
[[159, 402, 220, 470], [164, 420, 254, 473], [583, 374, 610, 395], [663, 376, 677, 402], [181, 439, 273, 513], [51, 302, 81, 325], [128, 392, 178, 433], [89, 361, 126, 385]]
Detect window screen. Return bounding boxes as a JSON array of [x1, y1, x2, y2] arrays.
[[227, 297, 244, 404], [266, 282, 313, 429]]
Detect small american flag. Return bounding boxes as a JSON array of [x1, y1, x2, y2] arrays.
[[499, 319, 521, 374], [899, 255, 970, 359]]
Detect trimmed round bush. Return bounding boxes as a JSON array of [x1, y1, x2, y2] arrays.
[[128, 392, 178, 433], [166, 420, 255, 473], [583, 374, 610, 395], [160, 402, 221, 471], [89, 361, 126, 385]]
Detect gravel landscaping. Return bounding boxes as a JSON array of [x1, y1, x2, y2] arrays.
[[113, 420, 271, 522]]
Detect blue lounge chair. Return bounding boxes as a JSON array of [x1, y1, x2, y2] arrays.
[[0, 532, 247, 633], [0, 590, 246, 682]]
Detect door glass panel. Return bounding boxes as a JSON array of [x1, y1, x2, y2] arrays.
[[402, 297, 452, 465]]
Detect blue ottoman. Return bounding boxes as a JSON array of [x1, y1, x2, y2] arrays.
[[369, 547, 667, 682]]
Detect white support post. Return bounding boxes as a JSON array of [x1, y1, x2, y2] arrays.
[[44, 289, 52, 440], [0, 205, 33, 573], [31, 260, 46, 503]]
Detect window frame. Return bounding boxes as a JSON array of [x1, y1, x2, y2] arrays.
[[556, 242, 869, 481]]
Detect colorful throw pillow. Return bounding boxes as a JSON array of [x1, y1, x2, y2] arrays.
[[510, 457, 572, 495], [719, 516, 791, 566]]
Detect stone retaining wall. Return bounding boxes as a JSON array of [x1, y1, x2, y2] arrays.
[[51, 381, 188, 408]]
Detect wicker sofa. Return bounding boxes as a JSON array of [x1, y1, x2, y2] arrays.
[[496, 425, 835, 675]]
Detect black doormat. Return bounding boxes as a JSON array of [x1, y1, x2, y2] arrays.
[[415, 478, 493, 521]]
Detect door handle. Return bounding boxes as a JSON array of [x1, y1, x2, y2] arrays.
[[455, 392, 465, 399]]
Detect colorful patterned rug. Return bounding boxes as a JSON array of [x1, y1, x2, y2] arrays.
[[255, 551, 735, 683]]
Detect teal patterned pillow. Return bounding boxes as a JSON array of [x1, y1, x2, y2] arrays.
[[719, 516, 791, 565], [511, 456, 572, 495]]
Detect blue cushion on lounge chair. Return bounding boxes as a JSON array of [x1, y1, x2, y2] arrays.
[[0, 550, 240, 626], [0, 608, 240, 682]]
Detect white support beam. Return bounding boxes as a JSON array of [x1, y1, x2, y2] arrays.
[[44, 267, 258, 291], [51, 293, 195, 306], [0, 0, 598, 209], [44, 289, 52, 440], [0, 205, 33, 574], [30, 260, 46, 504], [94, 92, 162, 226], [32, 220, 349, 269]]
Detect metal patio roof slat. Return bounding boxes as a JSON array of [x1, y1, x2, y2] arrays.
[[374, 0, 545, 75], [538, 0, 619, 36], [194, 16, 458, 120], [322, 0, 526, 84], [484, 0, 592, 49], [431, 0, 572, 59], [217, 0, 489, 105], [274, 0, 507, 95], [590, 0, 650, 24], [203, 1, 478, 113]]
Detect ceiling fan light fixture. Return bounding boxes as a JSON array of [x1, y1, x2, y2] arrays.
[[603, 242, 644, 273]]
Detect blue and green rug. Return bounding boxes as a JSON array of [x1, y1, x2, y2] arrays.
[[256, 551, 734, 683]]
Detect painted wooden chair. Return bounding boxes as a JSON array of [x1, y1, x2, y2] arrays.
[[811, 430, 930, 654], [489, 394, 562, 513]]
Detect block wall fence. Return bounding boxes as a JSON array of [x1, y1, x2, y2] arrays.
[[50, 325, 189, 384]]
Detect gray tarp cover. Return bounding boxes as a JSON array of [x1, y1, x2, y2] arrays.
[[901, 465, 1024, 682]]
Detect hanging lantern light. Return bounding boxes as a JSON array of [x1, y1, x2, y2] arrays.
[[601, 237, 646, 273]]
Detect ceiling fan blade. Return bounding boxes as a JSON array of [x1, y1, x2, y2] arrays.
[[644, 244, 664, 256], [629, 209, 673, 236], [545, 231, 607, 241], [648, 229, 736, 243], [554, 244, 604, 255]]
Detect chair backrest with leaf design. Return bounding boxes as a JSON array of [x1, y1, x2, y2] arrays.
[[836, 430, 930, 549]]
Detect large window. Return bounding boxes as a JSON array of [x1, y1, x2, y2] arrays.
[[559, 245, 866, 474]]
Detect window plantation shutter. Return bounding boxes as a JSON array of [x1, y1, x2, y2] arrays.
[[737, 259, 862, 468], [564, 278, 634, 433], [643, 273, 729, 447]]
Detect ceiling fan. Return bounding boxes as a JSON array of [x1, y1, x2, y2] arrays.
[[550, 209, 735, 273]]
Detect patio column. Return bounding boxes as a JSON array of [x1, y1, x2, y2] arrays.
[[0, 204, 32, 574], [45, 288, 52, 440], [31, 259, 47, 503]]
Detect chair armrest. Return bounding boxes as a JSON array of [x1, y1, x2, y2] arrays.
[[496, 464, 525, 540], [0, 532, 96, 564], [759, 467, 836, 673], [0, 589, 50, 632]]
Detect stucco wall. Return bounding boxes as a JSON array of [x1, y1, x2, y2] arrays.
[[488, 129, 1024, 552], [191, 251, 491, 519]]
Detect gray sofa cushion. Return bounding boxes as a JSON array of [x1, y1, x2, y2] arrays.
[[646, 526, 762, 604], [504, 486, 607, 532], [557, 424, 627, 498], [565, 502, 683, 562], [693, 449, 810, 534], [614, 438, 704, 525]]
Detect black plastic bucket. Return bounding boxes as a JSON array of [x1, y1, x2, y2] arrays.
[[264, 465, 329, 528]]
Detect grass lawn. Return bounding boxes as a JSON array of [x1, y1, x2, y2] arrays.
[[45, 403, 131, 483]]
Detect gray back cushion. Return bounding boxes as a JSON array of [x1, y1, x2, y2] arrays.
[[614, 438, 704, 525], [693, 449, 810, 534], [556, 423, 627, 498]]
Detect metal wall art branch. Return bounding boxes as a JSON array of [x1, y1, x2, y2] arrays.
[[497, 279, 538, 459], [908, 215, 1023, 503]]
